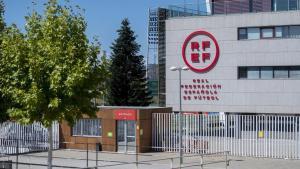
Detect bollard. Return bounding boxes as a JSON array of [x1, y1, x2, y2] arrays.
[[170, 158, 173, 169], [86, 143, 89, 168], [225, 151, 229, 169], [96, 143, 99, 168], [16, 139, 19, 169], [136, 146, 138, 169], [200, 155, 204, 169]]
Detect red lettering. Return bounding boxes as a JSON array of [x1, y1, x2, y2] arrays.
[[191, 53, 200, 63], [202, 41, 210, 51], [191, 42, 200, 51]]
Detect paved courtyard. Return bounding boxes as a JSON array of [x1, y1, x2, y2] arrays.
[[1, 150, 300, 169]]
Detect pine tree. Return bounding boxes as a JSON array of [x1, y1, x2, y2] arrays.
[[108, 19, 152, 106]]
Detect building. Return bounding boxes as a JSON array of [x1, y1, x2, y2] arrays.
[[59, 107, 171, 153], [159, 0, 300, 114], [150, 0, 300, 159]]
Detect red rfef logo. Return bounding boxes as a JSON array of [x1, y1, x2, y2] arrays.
[[182, 30, 220, 73]]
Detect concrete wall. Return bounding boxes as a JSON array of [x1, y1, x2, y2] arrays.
[[165, 11, 300, 114]]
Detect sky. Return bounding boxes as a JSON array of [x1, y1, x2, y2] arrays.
[[3, 0, 201, 59]]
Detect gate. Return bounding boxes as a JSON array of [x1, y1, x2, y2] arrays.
[[0, 121, 59, 154], [153, 113, 300, 159]]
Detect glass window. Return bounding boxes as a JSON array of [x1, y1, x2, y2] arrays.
[[247, 67, 260, 79], [274, 0, 289, 11], [274, 67, 289, 78], [275, 27, 283, 38], [261, 67, 273, 79], [72, 119, 101, 137], [289, 0, 298, 10], [261, 28, 274, 38], [238, 67, 247, 79], [247, 28, 260, 40], [282, 26, 290, 38], [290, 66, 300, 78], [289, 26, 300, 38], [238, 28, 247, 40]]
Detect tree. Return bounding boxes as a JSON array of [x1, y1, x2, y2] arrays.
[[108, 19, 152, 106], [0, 0, 107, 168], [0, 0, 9, 123]]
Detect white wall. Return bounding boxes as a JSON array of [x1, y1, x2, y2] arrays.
[[166, 11, 300, 114]]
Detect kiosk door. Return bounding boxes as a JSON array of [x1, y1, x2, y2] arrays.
[[117, 120, 136, 153]]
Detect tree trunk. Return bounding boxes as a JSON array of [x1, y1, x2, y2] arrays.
[[48, 125, 53, 169]]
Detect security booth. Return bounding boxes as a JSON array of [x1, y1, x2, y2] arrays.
[[59, 106, 172, 153]]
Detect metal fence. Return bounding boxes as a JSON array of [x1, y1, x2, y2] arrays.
[[153, 113, 300, 159], [0, 121, 59, 154]]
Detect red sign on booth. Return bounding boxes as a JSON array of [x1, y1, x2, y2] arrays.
[[114, 109, 137, 120], [182, 30, 220, 73]]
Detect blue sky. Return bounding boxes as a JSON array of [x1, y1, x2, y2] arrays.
[[4, 0, 200, 58]]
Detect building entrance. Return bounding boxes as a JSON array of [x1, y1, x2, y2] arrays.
[[117, 120, 136, 153]]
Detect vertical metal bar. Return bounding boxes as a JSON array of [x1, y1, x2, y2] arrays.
[[225, 114, 228, 154], [241, 115, 244, 156], [275, 115, 277, 158], [297, 116, 300, 159], [179, 69, 183, 167], [86, 143, 89, 168], [271, 116, 274, 158], [16, 138, 19, 169], [292, 116, 295, 159], [208, 114, 211, 154], [96, 143, 99, 168], [202, 114, 205, 154], [136, 148, 138, 169], [255, 115, 258, 157], [225, 151, 228, 169], [279, 116, 282, 158], [276, 115, 279, 158]]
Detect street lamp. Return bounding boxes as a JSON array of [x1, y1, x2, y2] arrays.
[[170, 66, 189, 168]]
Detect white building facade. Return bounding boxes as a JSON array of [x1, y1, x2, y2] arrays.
[[166, 10, 300, 115]]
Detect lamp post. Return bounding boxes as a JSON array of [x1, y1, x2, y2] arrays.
[[170, 66, 189, 168]]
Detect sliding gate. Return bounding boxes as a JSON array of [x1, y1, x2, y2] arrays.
[[152, 113, 300, 159]]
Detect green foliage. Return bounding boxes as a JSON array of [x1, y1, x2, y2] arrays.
[[0, 0, 9, 122], [108, 19, 152, 106], [0, 0, 108, 126]]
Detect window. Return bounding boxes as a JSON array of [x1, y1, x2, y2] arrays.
[[238, 66, 300, 79], [261, 67, 273, 79], [238, 67, 247, 79], [275, 26, 290, 38], [247, 28, 260, 40], [289, 26, 300, 38], [275, 27, 283, 38], [239, 25, 300, 40], [72, 119, 101, 137], [290, 67, 300, 78], [261, 28, 274, 38], [274, 67, 289, 79], [274, 0, 289, 11], [247, 67, 260, 79], [289, 0, 298, 10], [273, 0, 300, 11], [238, 28, 247, 40]]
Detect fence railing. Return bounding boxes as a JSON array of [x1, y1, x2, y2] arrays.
[[0, 142, 230, 169], [153, 113, 300, 159], [0, 121, 59, 154]]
